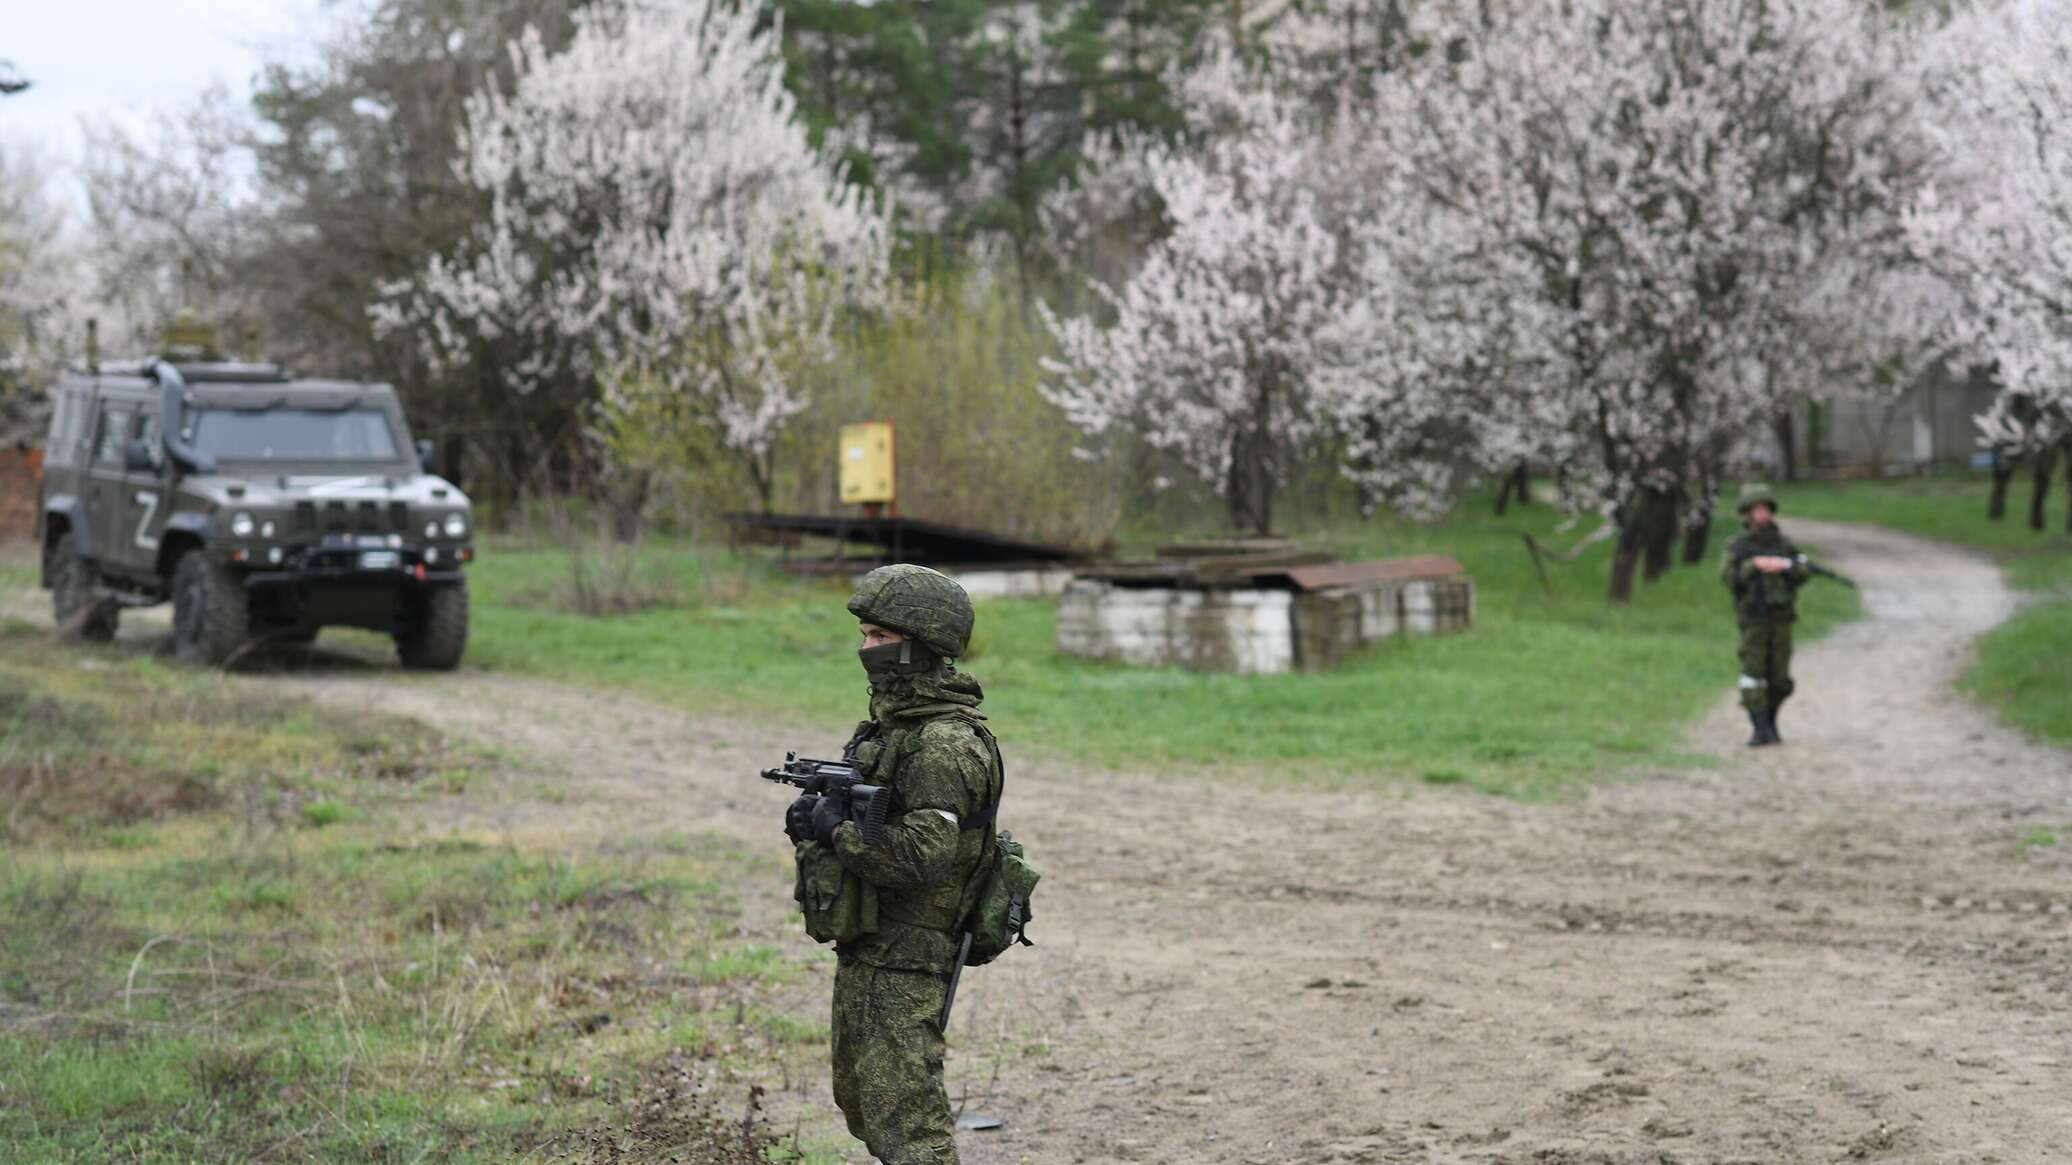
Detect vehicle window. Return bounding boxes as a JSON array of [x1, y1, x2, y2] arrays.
[[49, 394, 73, 452], [185, 407, 400, 461], [93, 408, 134, 465], [135, 412, 165, 471]]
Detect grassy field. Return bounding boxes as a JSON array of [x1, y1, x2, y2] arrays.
[[1777, 474, 2072, 747], [0, 623, 834, 1164], [464, 496, 1860, 798]]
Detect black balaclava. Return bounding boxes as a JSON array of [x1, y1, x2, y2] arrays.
[[859, 636, 943, 689]]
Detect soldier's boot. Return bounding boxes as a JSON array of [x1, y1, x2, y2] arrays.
[[1764, 707, 1783, 745], [1745, 709, 1769, 747]]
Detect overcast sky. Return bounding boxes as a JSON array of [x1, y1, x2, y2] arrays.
[[2, 0, 338, 169]]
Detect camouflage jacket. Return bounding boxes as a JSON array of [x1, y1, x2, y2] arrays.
[[832, 669, 1002, 972], [1720, 523, 1811, 622]]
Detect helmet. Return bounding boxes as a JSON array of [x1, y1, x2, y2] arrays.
[[1735, 484, 1780, 515], [847, 564, 974, 659]]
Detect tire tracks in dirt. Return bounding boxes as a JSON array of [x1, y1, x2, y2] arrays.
[[10, 519, 2070, 1163]]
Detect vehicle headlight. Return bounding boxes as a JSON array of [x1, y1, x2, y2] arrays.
[[443, 513, 467, 539], [424, 520, 439, 540], [260, 520, 276, 539], [230, 511, 256, 538]]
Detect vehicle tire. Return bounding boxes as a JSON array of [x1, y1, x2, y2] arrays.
[[51, 540, 119, 643], [171, 549, 250, 666], [396, 581, 467, 670]]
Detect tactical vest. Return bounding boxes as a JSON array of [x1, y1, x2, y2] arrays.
[[844, 705, 1004, 933], [1729, 535, 1799, 620]]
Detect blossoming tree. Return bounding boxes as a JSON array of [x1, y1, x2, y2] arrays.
[[1908, 0, 2072, 531], [1357, 0, 1934, 596], [1039, 48, 1360, 536], [375, 0, 890, 509]]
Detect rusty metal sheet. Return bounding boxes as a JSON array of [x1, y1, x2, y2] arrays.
[[1281, 555, 1466, 591]]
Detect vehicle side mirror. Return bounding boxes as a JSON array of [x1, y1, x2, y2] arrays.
[[124, 438, 159, 474], [415, 438, 441, 476]]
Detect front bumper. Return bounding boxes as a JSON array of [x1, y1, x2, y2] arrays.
[[228, 534, 474, 590]]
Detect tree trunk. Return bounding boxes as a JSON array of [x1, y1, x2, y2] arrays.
[[1226, 428, 1273, 537], [1494, 464, 1533, 516], [1608, 508, 1643, 604], [1988, 453, 2016, 521], [1641, 491, 1678, 583], [1609, 487, 1676, 601], [2029, 446, 2058, 532], [1251, 463, 1274, 537], [2064, 442, 2072, 534], [1682, 513, 1713, 565], [1773, 411, 1798, 482]]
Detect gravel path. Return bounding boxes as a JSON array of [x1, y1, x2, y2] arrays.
[[11, 519, 2070, 1163]]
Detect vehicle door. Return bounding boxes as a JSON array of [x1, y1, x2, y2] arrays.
[[84, 398, 137, 569], [118, 406, 175, 575]]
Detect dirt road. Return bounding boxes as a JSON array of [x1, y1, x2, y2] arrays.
[[15, 519, 2071, 1163]]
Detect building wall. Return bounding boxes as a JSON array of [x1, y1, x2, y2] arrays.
[[1057, 581, 1296, 674], [1057, 574, 1476, 675], [0, 446, 40, 541], [1752, 364, 2001, 476]]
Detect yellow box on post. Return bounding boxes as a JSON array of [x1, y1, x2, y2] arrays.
[[840, 421, 897, 509]]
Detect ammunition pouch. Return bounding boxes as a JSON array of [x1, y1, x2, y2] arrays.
[[962, 832, 1039, 966], [793, 840, 878, 944]]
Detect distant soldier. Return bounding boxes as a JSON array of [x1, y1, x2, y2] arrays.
[[1721, 484, 1811, 746], [784, 564, 1004, 1164]]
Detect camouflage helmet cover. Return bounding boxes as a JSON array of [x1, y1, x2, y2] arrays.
[[847, 564, 974, 659], [1736, 483, 1781, 515]]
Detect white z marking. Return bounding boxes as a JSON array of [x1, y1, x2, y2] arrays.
[[132, 490, 161, 550]]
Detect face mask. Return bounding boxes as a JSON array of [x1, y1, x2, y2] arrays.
[[860, 639, 938, 684]]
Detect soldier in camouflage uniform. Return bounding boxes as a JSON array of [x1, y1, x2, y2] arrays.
[[785, 564, 1003, 1165], [1720, 484, 1811, 747]]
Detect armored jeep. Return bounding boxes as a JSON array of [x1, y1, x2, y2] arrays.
[[36, 357, 474, 668]]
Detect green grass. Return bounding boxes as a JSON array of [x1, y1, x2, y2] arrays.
[[0, 557, 33, 589], [1776, 474, 2072, 747], [0, 630, 830, 1164], [465, 495, 1858, 797]]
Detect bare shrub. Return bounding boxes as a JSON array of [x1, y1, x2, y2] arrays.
[[531, 495, 683, 617], [782, 272, 1125, 550]]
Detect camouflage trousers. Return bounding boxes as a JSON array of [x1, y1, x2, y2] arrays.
[[1736, 617, 1795, 713], [831, 959, 956, 1165]]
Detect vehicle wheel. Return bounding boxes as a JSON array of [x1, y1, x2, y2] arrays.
[[171, 549, 250, 666], [396, 581, 468, 670], [51, 540, 119, 643]]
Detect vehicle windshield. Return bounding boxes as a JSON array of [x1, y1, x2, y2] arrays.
[[185, 407, 400, 461]]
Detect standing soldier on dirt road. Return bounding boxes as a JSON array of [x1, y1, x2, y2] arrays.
[[1721, 484, 1812, 747], [783, 564, 1005, 1165]]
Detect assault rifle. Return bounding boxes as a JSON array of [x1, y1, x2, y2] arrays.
[[1732, 550, 1858, 617], [1803, 559, 1858, 590], [761, 753, 891, 844]]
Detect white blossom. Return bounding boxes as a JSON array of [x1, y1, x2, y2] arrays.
[[1355, 0, 1934, 535], [375, 0, 890, 502], [1039, 45, 1361, 534], [1907, 0, 2072, 456]]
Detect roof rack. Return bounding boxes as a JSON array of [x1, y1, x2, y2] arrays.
[[169, 360, 292, 383], [83, 357, 293, 383]]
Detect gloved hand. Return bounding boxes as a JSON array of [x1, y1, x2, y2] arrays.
[[785, 794, 819, 844], [811, 796, 848, 847]]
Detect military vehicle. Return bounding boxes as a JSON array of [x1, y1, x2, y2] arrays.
[[36, 355, 474, 668]]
